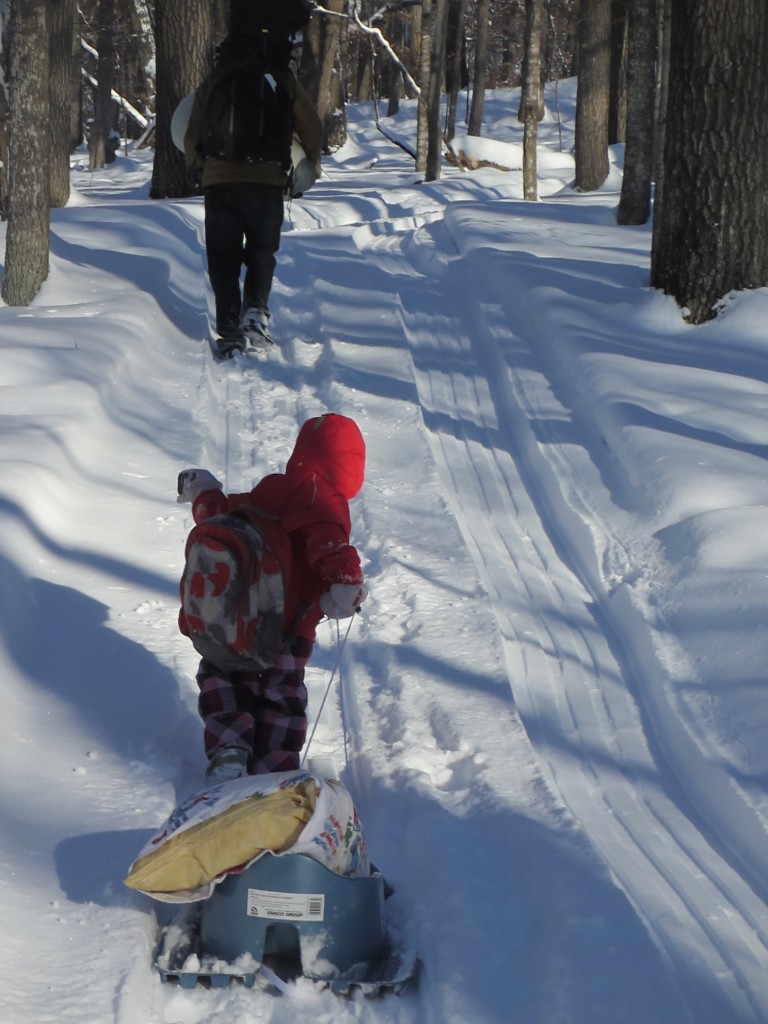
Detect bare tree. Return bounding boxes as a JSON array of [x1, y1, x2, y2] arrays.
[[0, 59, 8, 219], [426, 0, 449, 180], [519, 0, 545, 123], [616, 0, 655, 225], [467, 0, 490, 135], [650, 0, 768, 323], [574, 0, 612, 190], [416, 0, 433, 172], [2, 0, 50, 305], [521, 0, 544, 201], [48, 0, 77, 207], [608, 0, 628, 143], [302, 0, 347, 151], [89, 0, 116, 168], [445, 0, 467, 141], [149, 0, 213, 198]]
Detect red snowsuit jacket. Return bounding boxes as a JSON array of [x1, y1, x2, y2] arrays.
[[182, 414, 365, 644]]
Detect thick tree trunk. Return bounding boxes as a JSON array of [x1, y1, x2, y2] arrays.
[[317, 0, 347, 150], [89, 0, 115, 169], [2, 0, 50, 305], [50, 0, 77, 205], [650, 1, 768, 323], [150, 0, 212, 199], [617, 0, 655, 225], [574, 0, 612, 190], [0, 87, 8, 219]]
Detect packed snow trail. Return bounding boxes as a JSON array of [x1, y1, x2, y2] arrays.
[[176, 173, 768, 1021], [5, 87, 768, 1024], [100, 156, 768, 1021], [334, 203, 768, 1020], [146, 200, 692, 1022]]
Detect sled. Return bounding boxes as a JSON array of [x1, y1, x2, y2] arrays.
[[153, 852, 418, 996]]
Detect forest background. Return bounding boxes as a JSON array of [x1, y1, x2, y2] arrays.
[[0, 2, 767, 325]]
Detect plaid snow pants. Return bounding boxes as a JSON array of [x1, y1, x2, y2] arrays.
[[196, 636, 312, 775]]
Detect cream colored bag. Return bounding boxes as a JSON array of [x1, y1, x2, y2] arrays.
[[124, 771, 369, 902]]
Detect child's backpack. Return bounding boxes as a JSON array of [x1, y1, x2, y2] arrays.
[[202, 37, 296, 167], [179, 507, 317, 672]]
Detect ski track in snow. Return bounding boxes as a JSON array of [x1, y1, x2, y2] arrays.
[[359, 213, 768, 1020], [158, 176, 768, 1022]]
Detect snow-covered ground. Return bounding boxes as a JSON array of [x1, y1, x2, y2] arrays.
[[2, 79, 768, 1023]]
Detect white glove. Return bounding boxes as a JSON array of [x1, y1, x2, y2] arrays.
[[177, 468, 223, 504], [320, 583, 369, 619]]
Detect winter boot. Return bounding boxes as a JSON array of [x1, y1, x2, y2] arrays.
[[206, 746, 249, 783], [241, 306, 273, 347]]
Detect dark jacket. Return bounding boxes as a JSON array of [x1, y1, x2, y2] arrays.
[[184, 67, 323, 190]]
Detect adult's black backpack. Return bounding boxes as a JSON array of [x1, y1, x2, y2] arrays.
[[202, 46, 296, 167]]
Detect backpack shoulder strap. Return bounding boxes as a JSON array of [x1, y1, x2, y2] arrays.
[[237, 504, 343, 536], [281, 505, 341, 534]]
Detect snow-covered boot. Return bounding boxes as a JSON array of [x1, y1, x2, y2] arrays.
[[206, 746, 249, 783], [241, 306, 273, 347]]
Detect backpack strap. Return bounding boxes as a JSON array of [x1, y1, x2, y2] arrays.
[[239, 504, 344, 536], [237, 504, 347, 644]]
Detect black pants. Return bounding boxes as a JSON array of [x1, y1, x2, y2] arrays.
[[204, 182, 284, 334]]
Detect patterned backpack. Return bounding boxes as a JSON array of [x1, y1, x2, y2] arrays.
[[179, 507, 316, 672]]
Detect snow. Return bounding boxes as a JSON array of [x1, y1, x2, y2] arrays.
[[2, 78, 768, 1022]]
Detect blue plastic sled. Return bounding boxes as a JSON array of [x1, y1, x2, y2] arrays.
[[154, 852, 417, 996]]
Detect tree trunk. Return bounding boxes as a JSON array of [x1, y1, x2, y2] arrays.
[[0, 87, 8, 219], [2, 0, 50, 305], [89, 0, 115, 169], [574, 0, 612, 190], [653, 0, 670, 183], [617, 0, 655, 225], [49, 0, 77, 206], [519, 0, 544, 123], [69, 1, 82, 149], [426, 0, 449, 181], [445, 0, 467, 141], [416, 0, 433, 173], [521, 0, 544, 201], [150, 0, 212, 198], [650, 0, 768, 323], [608, 0, 628, 144], [315, 0, 346, 150], [468, 0, 490, 135], [385, 10, 403, 116]]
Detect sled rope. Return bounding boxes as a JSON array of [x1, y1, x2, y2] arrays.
[[300, 613, 355, 769]]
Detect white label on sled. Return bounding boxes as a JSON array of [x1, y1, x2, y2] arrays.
[[247, 888, 325, 922]]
